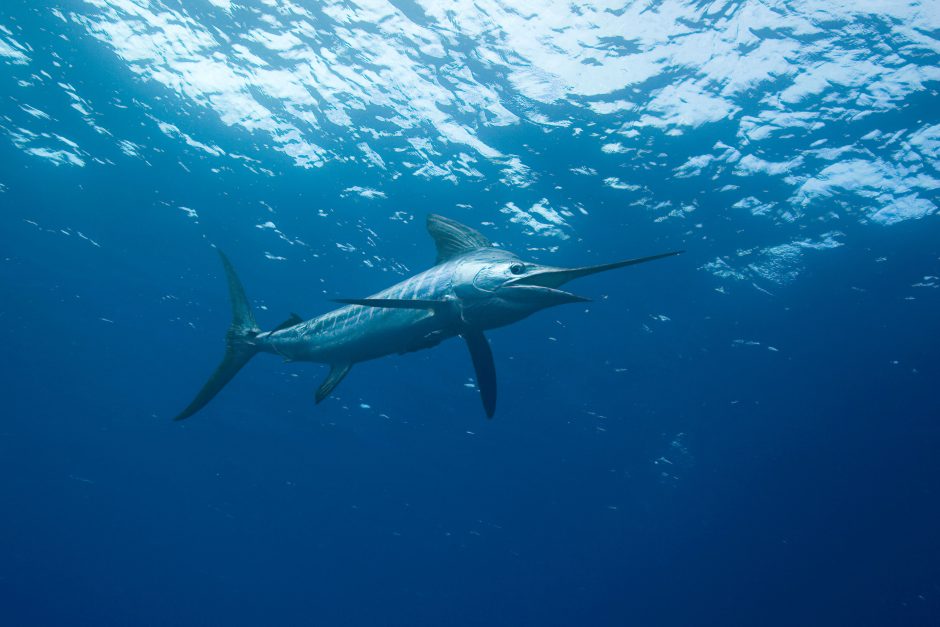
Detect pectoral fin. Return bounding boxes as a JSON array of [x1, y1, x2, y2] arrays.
[[334, 298, 449, 312], [462, 330, 497, 418], [316, 363, 352, 403]]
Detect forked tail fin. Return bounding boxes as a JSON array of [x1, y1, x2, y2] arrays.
[[174, 250, 261, 421]]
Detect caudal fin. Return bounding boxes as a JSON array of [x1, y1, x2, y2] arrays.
[[174, 251, 261, 421]]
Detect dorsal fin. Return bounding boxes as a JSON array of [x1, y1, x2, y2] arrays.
[[427, 214, 492, 263]]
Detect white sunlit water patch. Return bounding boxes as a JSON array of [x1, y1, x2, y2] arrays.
[[0, 0, 935, 286]]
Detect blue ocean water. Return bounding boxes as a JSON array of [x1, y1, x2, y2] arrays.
[[2, 1, 939, 625]]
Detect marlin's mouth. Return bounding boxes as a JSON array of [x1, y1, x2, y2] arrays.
[[499, 281, 590, 305], [501, 250, 684, 305], [501, 267, 592, 304]]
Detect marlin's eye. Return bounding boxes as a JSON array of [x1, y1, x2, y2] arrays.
[[509, 263, 525, 275]]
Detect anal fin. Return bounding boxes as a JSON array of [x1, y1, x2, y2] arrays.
[[316, 363, 352, 404]]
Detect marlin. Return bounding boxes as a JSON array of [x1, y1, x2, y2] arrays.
[[175, 215, 681, 420]]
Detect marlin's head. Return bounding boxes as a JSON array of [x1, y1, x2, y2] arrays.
[[452, 247, 682, 329]]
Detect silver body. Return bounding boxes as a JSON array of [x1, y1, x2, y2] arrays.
[[258, 248, 522, 364], [173, 214, 681, 420]]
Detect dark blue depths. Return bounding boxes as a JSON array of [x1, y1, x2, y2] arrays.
[[1, 2, 940, 626]]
